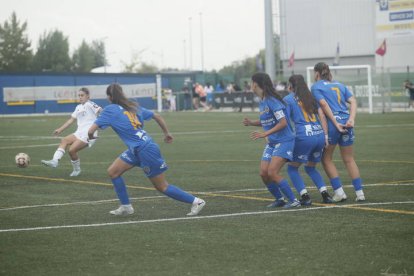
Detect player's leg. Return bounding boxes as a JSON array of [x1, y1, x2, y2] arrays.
[[305, 162, 333, 203], [322, 144, 347, 202], [268, 156, 299, 208], [106, 154, 135, 215], [288, 137, 311, 205], [339, 145, 365, 201], [41, 134, 76, 168], [142, 142, 205, 216], [149, 173, 205, 216], [287, 162, 311, 206], [260, 145, 285, 207], [67, 139, 88, 176]]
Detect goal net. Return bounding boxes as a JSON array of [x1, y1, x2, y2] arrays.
[[306, 65, 392, 114]]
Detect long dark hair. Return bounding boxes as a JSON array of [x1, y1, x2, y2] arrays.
[[314, 62, 332, 81], [106, 83, 137, 113], [288, 74, 318, 115], [251, 72, 284, 103]]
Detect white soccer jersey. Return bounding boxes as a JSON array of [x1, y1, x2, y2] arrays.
[[71, 100, 102, 131]]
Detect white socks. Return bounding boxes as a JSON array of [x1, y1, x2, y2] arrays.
[[53, 148, 65, 162], [71, 159, 80, 171]]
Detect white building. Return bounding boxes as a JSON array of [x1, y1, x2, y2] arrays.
[[278, 0, 414, 74]]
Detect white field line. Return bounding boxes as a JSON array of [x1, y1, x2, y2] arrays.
[[0, 143, 59, 150], [0, 196, 165, 211], [1, 201, 413, 233], [1, 182, 412, 212]]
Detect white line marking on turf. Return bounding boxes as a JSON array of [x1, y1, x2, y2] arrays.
[[1, 183, 413, 212], [0, 196, 165, 211], [0, 143, 59, 150], [0, 201, 413, 233]]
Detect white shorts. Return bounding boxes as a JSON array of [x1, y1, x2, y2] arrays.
[[74, 128, 98, 147]]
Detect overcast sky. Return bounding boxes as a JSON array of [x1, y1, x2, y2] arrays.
[[0, 0, 276, 72]]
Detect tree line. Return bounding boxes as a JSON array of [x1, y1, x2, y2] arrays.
[[0, 12, 281, 79]]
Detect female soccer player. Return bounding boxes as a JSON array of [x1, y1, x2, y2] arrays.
[[284, 75, 338, 205], [87, 83, 205, 216], [243, 72, 300, 208], [41, 87, 102, 177], [311, 62, 365, 202]]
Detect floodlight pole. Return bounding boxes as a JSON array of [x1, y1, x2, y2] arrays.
[[264, 0, 276, 81]]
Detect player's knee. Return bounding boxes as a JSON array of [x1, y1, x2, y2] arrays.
[[107, 167, 120, 178], [259, 169, 269, 179]]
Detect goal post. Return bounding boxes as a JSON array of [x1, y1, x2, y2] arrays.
[[306, 65, 374, 114]]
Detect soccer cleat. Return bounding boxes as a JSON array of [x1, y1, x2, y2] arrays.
[[69, 170, 81, 177], [332, 192, 347, 202], [284, 199, 301, 209], [321, 191, 334, 204], [41, 159, 58, 168], [109, 205, 134, 216], [355, 195, 366, 202], [267, 199, 286, 208], [299, 193, 312, 206], [187, 198, 206, 216]]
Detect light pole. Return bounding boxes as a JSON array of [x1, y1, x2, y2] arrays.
[[188, 17, 193, 70], [183, 39, 187, 69], [199, 12, 204, 71]]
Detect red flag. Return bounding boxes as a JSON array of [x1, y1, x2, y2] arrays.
[[375, 39, 386, 56], [288, 51, 295, 67]]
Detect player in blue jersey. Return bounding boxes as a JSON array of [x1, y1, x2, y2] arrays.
[[311, 62, 365, 202], [284, 75, 338, 205], [87, 83, 206, 216], [243, 72, 300, 208]]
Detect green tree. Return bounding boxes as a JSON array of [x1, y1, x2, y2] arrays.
[[72, 40, 95, 72], [32, 30, 71, 72], [0, 12, 32, 72], [72, 40, 106, 72], [122, 51, 158, 73], [218, 34, 282, 83]]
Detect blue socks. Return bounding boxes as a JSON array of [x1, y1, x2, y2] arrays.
[[330, 177, 342, 191], [287, 165, 306, 194], [266, 182, 284, 200], [111, 176, 130, 205], [305, 166, 326, 191], [163, 184, 195, 204], [278, 179, 296, 202], [352, 178, 363, 191]]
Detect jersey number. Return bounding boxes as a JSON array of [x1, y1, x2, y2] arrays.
[[298, 102, 317, 122], [123, 111, 141, 129], [331, 87, 341, 104]]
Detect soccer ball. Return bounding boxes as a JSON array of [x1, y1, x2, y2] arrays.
[[15, 153, 30, 168]]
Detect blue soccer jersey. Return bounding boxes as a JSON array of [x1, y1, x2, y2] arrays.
[[311, 80, 353, 119], [259, 96, 294, 144], [137, 106, 154, 128], [95, 104, 152, 151], [283, 93, 324, 137]]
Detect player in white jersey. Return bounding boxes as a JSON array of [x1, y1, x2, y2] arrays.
[[41, 87, 102, 176]]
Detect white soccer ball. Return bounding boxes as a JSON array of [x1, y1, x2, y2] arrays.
[[15, 153, 30, 168]]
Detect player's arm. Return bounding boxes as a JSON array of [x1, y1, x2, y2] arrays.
[[318, 99, 345, 133], [345, 96, 357, 128], [243, 118, 261, 126], [250, 117, 288, 140], [152, 113, 173, 143], [53, 117, 76, 136], [87, 123, 99, 140], [318, 107, 329, 146]]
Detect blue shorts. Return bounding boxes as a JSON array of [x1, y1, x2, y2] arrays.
[[261, 140, 295, 162], [119, 142, 168, 178], [292, 134, 324, 163], [328, 118, 355, 146]]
